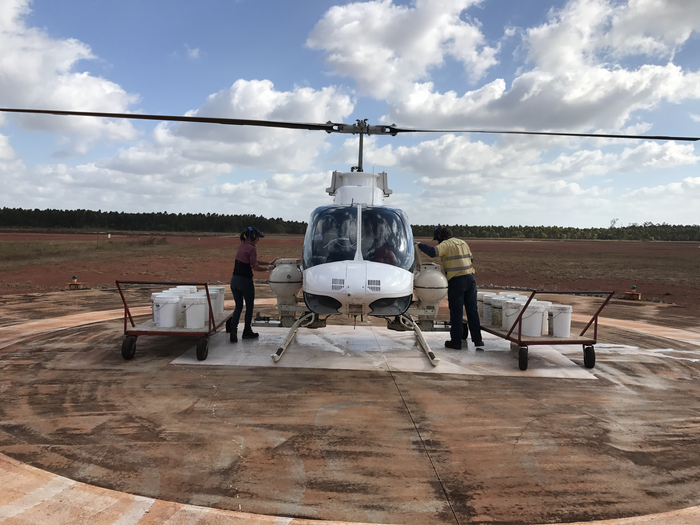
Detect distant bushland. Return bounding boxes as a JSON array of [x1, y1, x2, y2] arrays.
[[1, 207, 699, 241], [0, 207, 307, 235], [411, 223, 700, 242]]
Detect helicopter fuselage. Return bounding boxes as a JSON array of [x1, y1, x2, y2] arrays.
[[300, 172, 416, 318]]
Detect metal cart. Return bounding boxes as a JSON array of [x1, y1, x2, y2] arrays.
[[479, 290, 615, 371], [116, 280, 232, 361]]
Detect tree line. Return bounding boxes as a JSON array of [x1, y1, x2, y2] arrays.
[[1, 207, 699, 241], [0, 208, 307, 235], [411, 223, 700, 241]]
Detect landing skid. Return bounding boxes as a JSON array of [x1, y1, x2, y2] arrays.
[[398, 314, 440, 366], [271, 312, 316, 362]]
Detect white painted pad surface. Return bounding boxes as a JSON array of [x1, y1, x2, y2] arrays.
[[171, 325, 597, 379]]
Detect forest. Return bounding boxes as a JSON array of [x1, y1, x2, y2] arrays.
[[1, 207, 699, 242]]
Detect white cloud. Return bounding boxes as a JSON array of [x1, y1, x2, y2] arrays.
[[307, 0, 498, 99], [150, 79, 354, 172], [0, 0, 140, 154], [185, 45, 201, 59], [383, 0, 700, 132]]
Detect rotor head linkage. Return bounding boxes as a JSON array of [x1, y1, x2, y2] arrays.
[[325, 119, 398, 136]]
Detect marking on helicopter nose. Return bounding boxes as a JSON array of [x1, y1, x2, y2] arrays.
[[332, 278, 345, 291], [367, 279, 381, 292]]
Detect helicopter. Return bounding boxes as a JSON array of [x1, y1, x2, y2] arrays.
[[1, 107, 699, 365]]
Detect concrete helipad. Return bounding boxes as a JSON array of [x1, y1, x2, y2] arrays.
[[173, 326, 598, 379], [1, 303, 700, 524]]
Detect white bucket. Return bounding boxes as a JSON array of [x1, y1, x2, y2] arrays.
[[503, 300, 522, 331], [550, 305, 573, 337], [153, 294, 180, 328], [151, 292, 166, 322], [490, 296, 510, 327], [161, 290, 187, 324], [182, 295, 207, 329], [176, 285, 197, 294], [482, 294, 497, 325], [521, 303, 546, 337], [192, 291, 211, 323], [534, 301, 552, 335], [479, 293, 497, 323], [209, 286, 226, 315]]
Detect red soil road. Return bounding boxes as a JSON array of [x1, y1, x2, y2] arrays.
[[2, 232, 699, 308]]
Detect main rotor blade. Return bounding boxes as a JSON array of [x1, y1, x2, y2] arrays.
[[0, 108, 336, 132], [2, 108, 698, 142], [387, 125, 700, 142]]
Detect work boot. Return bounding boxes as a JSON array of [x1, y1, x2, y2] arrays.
[[444, 340, 462, 350], [242, 327, 259, 339], [230, 328, 237, 343], [474, 339, 484, 350]]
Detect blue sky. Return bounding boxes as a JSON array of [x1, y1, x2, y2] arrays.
[[1, 0, 699, 228]]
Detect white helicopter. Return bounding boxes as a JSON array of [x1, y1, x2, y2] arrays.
[[2, 108, 698, 366]]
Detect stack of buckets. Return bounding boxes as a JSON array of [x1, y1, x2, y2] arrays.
[[151, 285, 227, 329], [478, 291, 573, 337]]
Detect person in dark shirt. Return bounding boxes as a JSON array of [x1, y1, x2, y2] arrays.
[[229, 227, 277, 342]]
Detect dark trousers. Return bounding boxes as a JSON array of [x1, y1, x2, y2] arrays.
[[448, 273, 482, 344], [230, 275, 255, 329]]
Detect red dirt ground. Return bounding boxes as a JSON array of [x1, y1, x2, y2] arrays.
[[1, 232, 699, 309]]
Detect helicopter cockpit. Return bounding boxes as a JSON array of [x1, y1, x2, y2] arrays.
[[302, 205, 414, 271]]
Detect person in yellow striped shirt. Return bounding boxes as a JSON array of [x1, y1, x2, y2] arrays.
[[416, 225, 483, 349]]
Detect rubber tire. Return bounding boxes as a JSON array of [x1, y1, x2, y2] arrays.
[[584, 345, 596, 369], [196, 337, 209, 361], [518, 346, 528, 371], [121, 336, 136, 360]]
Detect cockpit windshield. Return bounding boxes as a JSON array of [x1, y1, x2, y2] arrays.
[[303, 206, 358, 268], [303, 204, 414, 271], [361, 206, 414, 271]]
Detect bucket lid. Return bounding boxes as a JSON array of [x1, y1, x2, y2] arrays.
[[182, 296, 207, 304], [491, 297, 509, 307], [549, 304, 573, 312], [524, 303, 547, 312], [154, 295, 181, 304]]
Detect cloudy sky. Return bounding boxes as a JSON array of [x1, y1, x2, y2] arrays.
[[1, 0, 699, 228]]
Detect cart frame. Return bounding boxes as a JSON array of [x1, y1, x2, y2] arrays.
[[116, 280, 232, 361], [479, 289, 615, 370]]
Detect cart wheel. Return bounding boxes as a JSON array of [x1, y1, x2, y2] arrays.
[[196, 337, 209, 361], [583, 345, 596, 369], [518, 346, 528, 371], [121, 336, 136, 360]]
